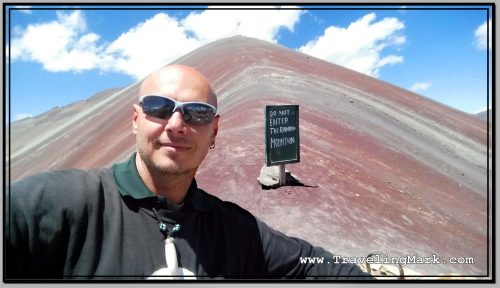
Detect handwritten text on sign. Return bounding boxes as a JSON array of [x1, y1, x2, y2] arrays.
[[265, 105, 300, 166]]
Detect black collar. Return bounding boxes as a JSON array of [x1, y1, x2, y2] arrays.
[[112, 153, 212, 212]]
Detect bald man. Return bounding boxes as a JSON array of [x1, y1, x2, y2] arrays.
[[7, 65, 372, 280]]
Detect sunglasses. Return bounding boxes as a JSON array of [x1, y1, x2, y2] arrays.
[[139, 95, 217, 125]]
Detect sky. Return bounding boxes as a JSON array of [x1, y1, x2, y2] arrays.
[[5, 5, 493, 122]]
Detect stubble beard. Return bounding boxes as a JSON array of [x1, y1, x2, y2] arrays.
[[137, 145, 197, 177]]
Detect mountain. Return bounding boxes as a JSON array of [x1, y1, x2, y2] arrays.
[[8, 36, 491, 276], [475, 109, 492, 123]]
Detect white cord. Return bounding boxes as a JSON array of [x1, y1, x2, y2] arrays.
[[165, 237, 179, 275]]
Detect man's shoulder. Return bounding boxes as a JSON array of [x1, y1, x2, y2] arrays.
[[195, 188, 256, 221], [13, 167, 112, 186], [10, 167, 115, 202]]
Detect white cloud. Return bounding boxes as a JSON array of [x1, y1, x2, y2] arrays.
[[10, 8, 303, 80], [13, 6, 33, 14], [10, 11, 101, 72], [377, 54, 403, 67], [182, 6, 303, 44], [409, 82, 431, 92], [298, 13, 406, 77], [10, 9, 408, 82], [102, 13, 200, 80], [14, 113, 33, 121], [105, 7, 303, 79], [474, 19, 492, 50]]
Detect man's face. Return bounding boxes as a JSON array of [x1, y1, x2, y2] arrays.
[[133, 68, 219, 176]]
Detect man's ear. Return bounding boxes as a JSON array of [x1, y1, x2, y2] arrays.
[[211, 115, 220, 140], [132, 104, 140, 135]]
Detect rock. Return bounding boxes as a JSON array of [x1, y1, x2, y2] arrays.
[[257, 165, 304, 189], [257, 165, 282, 188]]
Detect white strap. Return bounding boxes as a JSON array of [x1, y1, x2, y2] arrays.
[[165, 237, 179, 275]]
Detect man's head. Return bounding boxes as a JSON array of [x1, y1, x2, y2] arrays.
[[133, 64, 219, 177]]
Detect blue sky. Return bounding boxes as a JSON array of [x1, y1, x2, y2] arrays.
[[6, 5, 492, 122]]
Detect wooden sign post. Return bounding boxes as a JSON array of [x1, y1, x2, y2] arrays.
[[279, 164, 286, 186], [265, 105, 300, 186]]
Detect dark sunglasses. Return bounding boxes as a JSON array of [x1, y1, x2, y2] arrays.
[[139, 95, 217, 125]]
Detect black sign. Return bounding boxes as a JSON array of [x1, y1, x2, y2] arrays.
[[265, 105, 300, 166]]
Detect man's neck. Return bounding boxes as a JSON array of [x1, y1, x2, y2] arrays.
[[135, 154, 195, 204]]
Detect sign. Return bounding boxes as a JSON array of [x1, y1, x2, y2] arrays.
[[265, 105, 300, 166]]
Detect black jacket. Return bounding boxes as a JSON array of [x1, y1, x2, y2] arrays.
[[6, 153, 372, 280]]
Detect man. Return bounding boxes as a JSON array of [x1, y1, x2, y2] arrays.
[[7, 65, 372, 280]]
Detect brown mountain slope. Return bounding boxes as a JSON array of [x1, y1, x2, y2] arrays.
[[9, 36, 490, 276]]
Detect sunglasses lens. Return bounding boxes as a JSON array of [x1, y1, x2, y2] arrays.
[[141, 96, 175, 119], [183, 104, 216, 125], [141, 96, 216, 124]]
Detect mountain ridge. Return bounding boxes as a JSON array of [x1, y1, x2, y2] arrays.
[[9, 36, 490, 276]]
